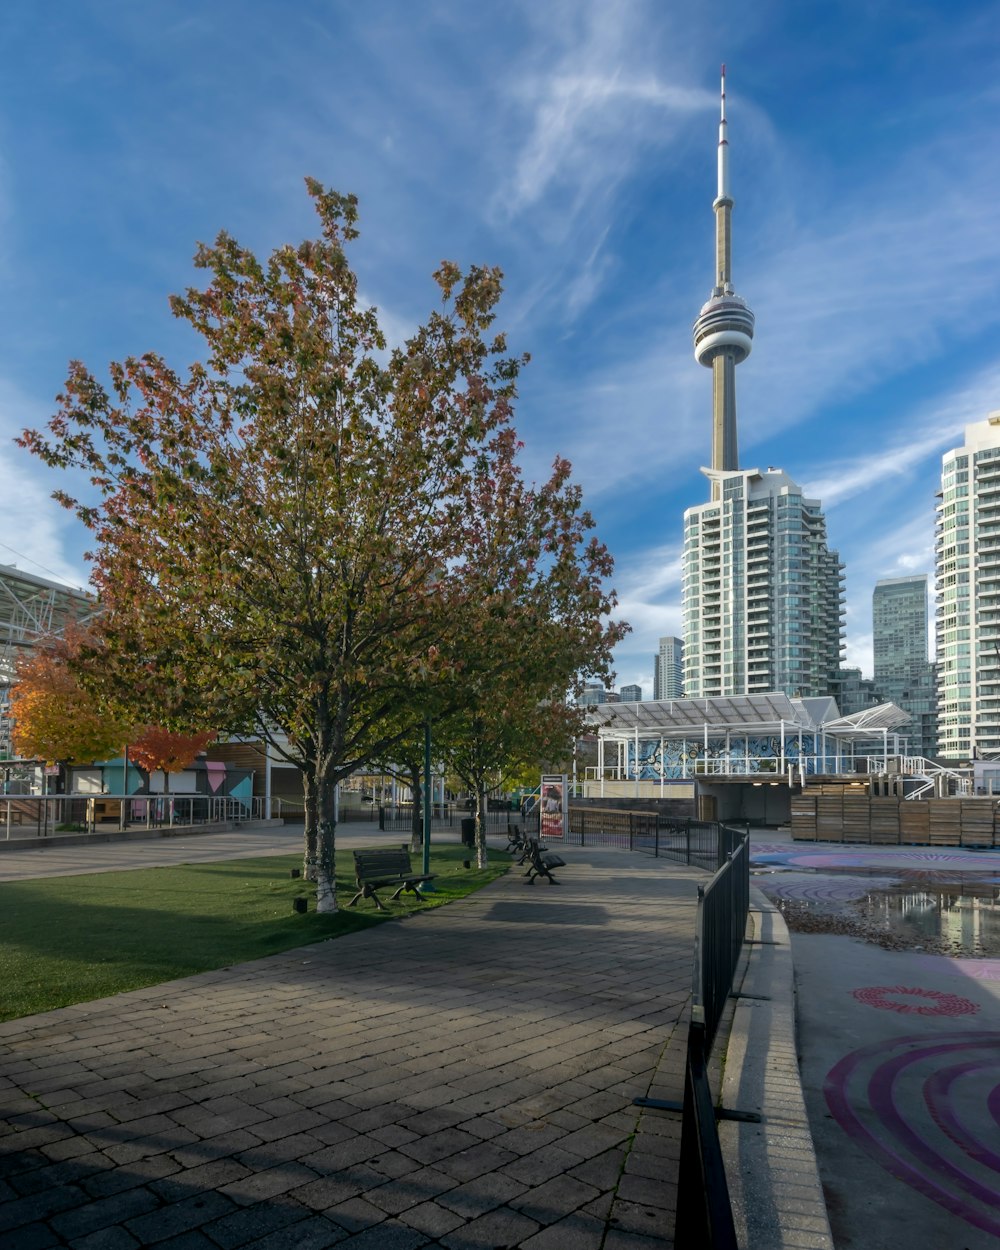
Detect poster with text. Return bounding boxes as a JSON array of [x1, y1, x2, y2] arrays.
[[539, 774, 567, 840]]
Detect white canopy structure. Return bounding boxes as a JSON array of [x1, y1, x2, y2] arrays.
[[584, 692, 913, 791]]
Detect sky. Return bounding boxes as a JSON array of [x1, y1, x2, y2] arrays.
[[2, 0, 1000, 696]]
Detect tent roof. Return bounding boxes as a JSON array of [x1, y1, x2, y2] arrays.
[[587, 692, 910, 741]]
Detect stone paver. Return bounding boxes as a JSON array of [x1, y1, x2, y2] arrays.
[[0, 841, 700, 1247]]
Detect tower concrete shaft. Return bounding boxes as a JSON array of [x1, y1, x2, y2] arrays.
[[692, 66, 754, 499]]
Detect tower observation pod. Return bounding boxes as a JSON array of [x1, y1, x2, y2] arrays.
[[692, 65, 755, 492]]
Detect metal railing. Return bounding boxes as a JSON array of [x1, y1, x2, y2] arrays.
[[3, 794, 261, 840], [379, 802, 454, 833], [675, 831, 750, 1249], [533, 806, 744, 872]]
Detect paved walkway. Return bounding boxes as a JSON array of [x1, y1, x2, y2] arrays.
[[0, 842, 702, 1249], [0, 822, 429, 882]]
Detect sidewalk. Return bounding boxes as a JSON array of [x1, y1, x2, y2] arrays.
[[0, 844, 703, 1249]]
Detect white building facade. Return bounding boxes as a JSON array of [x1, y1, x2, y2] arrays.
[[936, 415, 1000, 760], [682, 468, 845, 700]]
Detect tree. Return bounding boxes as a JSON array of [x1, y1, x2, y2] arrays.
[[440, 698, 580, 866], [21, 181, 624, 910], [9, 628, 130, 768], [434, 450, 628, 866], [129, 726, 217, 793]]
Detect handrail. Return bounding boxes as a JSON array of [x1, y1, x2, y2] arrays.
[[675, 830, 749, 1249]]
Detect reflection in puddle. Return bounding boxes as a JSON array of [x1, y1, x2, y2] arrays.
[[855, 887, 1000, 957], [753, 857, 1000, 956]]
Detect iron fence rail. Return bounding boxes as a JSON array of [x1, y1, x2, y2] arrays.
[[523, 806, 746, 872], [3, 794, 260, 840], [675, 830, 750, 1249]]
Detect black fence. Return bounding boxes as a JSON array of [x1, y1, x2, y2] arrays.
[[517, 806, 744, 872], [675, 831, 750, 1249], [378, 803, 454, 834]]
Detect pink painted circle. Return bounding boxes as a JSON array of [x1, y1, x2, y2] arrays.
[[852, 985, 980, 1017]]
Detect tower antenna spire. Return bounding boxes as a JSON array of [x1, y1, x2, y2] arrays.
[[692, 65, 755, 496], [718, 64, 729, 203]]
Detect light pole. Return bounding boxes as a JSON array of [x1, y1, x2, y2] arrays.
[[419, 718, 435, 891]]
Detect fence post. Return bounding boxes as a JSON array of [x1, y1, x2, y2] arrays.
[[686, 818, 691, 865], [629, 810, 634, 851], [378, 804, 385, 831]]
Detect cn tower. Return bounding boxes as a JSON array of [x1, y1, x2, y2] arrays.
[[692, 65, 755, 499]]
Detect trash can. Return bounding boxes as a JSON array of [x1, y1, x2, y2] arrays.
[[461, 818, 476, 847]]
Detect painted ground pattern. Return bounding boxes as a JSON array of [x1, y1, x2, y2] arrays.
[[759, 836, 1000, 1241], [824, 1031, 1000, 1239]]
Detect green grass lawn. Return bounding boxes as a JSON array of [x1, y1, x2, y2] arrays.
[[0, 844, 511, 1022]]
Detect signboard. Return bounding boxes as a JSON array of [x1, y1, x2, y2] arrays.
[[539, 774, 567, 840]]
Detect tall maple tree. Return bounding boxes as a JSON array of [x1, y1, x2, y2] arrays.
[[435, 450, 627, 865], [21, 181, 624, 910]]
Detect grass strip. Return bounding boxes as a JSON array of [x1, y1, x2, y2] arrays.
[[0, 843, 511, 1022]]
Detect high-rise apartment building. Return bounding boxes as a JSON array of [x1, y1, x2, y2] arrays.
[[936, 415, 1000, 760], [873, 575, 937, 758], [619, 684, 643, 703], [653, 636, 684, 700], [681, 71, 845, 700], [683, 469, 845, 698]]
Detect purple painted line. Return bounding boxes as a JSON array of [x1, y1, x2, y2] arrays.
[[914, 957, 1000, 983], [867, 1041, 1000, 1217], [987, 1083, 1000, 1130], [924, 1059, 1000, 1172], [825, 1033, 1000, 1237]]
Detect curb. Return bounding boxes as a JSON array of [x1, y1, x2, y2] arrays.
[[718, 886, 834, 1249]]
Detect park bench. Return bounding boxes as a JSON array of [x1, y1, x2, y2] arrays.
[[506, 825, 532, 855], [523, 837, 566, 885], [348, 847, 436, 911]]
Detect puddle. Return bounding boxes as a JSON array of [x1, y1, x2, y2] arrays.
[[854, 887, 1000, 958], [754, 858, 1000, 955]]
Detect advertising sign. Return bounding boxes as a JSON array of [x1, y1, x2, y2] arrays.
[[539, 774, 567, 840]]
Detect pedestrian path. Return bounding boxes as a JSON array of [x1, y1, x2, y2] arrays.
[[0, 845, 701, 1248], [0, 821, 437, 882]]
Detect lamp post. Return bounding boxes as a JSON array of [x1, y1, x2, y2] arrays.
[[419, 718, 435, 891]]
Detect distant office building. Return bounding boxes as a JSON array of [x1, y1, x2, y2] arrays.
[[579, 682, 607, 708], [829, 667, 881, 717], [682, 468, 846, 699], [936, 415, 1000, 759], [653, 636, 684, 700], [873, 575, 937, 758], [619, 684, 642, 703]]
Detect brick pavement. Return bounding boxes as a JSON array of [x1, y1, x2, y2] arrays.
[[0, 847, 701, 1249]]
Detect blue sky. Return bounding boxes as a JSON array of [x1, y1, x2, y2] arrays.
[[2, 0, 1000, 696]]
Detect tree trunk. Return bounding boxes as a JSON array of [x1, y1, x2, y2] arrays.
[[302, 769, 319, 881], [409, 764, 422, 852], [475, 783, 489, 869], [315, 765, 338, 913]]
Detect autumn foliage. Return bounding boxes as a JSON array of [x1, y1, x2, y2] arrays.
[[10, 630, 129, 766], [129, 727, 217, 782], [20, 181, 626, 909]]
